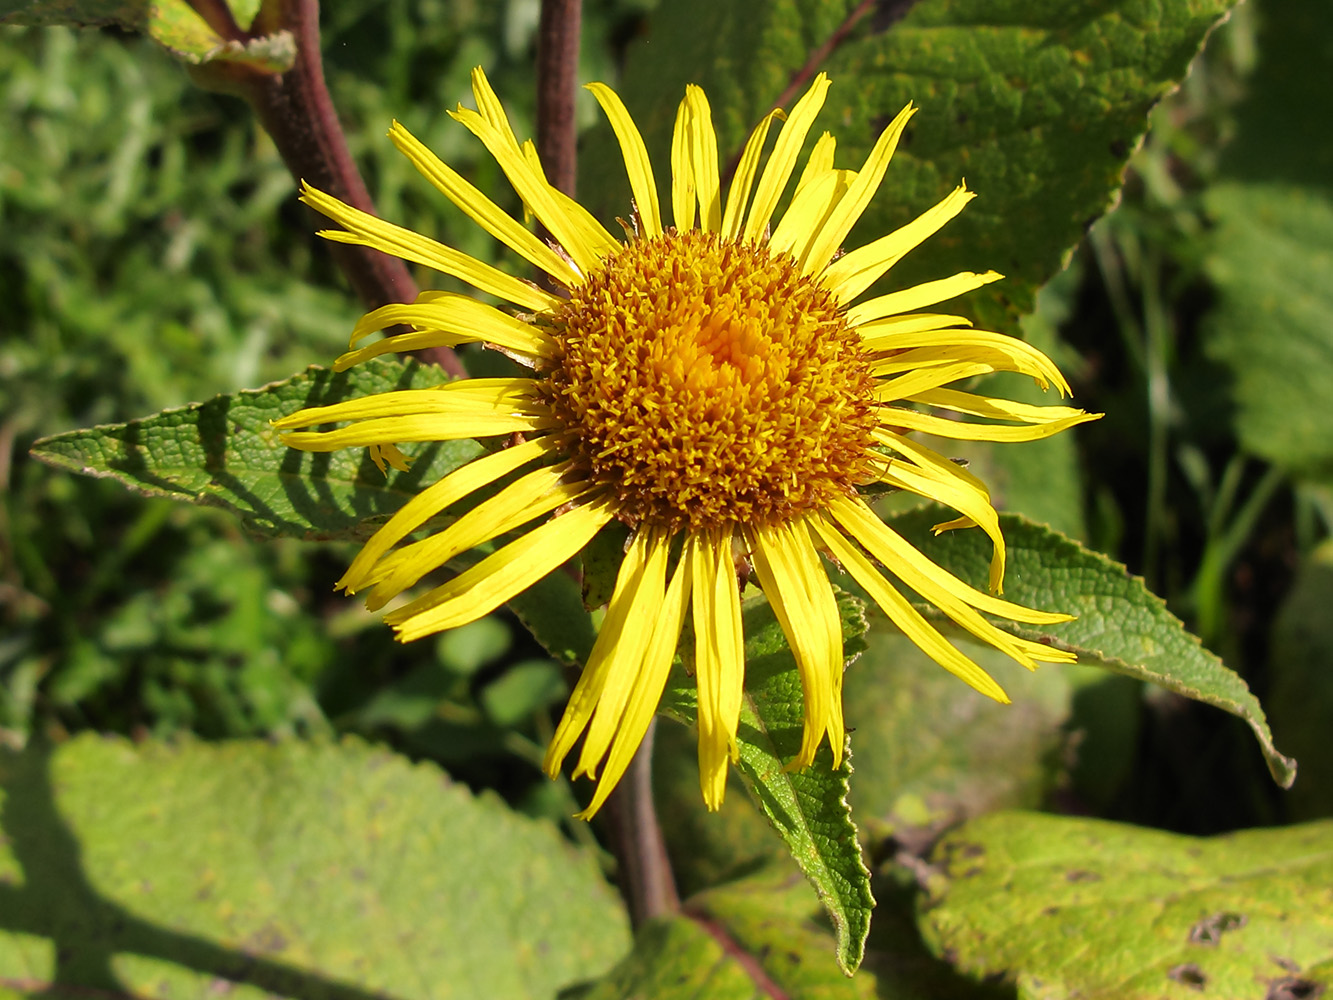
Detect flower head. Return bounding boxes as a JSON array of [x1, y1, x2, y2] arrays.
[[275, 68, 1098, 817]]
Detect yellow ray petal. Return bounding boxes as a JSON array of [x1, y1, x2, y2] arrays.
[[830, 498, 1076, 667], [575, 552, 692, 820], [879, 460, 1006, 594], [824, 185, 980, 304], [872, 426, 992, 498], [912, 388, 1093, 424], [362, 463, 591, 610], [792, 132, 836, 201], [387, 122, 581, 288], [855, 312, 975, 339], [688, 526, 745, 810], [469, 65, 522, 150], [721, 109, 783, 241], [829, 496, 1073, 626], [450, 105, 615, 277], [301, 182, 558, 313], [809, 514, 1010, 702], [846, 269, 1003, 326], [872, 361, 997, 403], [573, 527, 675, 780], [769, 169, 856, 263], [368, 443, 412, 474], [860, 325, 1064, 392], [876, 407, 1094, 443], [686, 86, 722, 233], [387, 496, 615, 641], [803, 102, 915, 276], [272, 378, 541, 429], [742, 73, 831, 244], [545, 526, 658, 773], [337, 293, 555, 369], [338, 437, 557, 594], [747, 518, 843, 769], [670, 95, 696, 231], [866, 342, 1068, 392], [548, 179, 625, 260], [280, 412, 550, 451], [586, 82, 663, 239]]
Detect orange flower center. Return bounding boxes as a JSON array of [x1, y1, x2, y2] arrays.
[[541, 229, 877, 532]]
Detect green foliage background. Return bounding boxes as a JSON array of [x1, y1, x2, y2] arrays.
[[2, 0, 1333, 996]]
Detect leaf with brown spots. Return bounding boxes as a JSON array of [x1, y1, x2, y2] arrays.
[[921, 812, 1333, 999]]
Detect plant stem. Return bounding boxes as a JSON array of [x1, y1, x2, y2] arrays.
[[193, 0, 465, 376], [535, 0, 679, 924], [605, 720, 680, 926], [536, 0, 583, 201]]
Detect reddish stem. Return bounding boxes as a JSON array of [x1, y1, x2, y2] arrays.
[[194, 0, 465, 376], [536, 0, 583, 199]]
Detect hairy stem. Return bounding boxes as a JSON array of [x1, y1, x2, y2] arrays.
[[193, 0, 465, 376], [536, 0, 583, 200]]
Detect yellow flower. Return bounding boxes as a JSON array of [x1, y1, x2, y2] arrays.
[[275, 68, 1098, 817]]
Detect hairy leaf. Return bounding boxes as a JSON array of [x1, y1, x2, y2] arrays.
[[30, 358, 483, 540], [585, 0, 1236, 333], [660, 592, 875, 975], [922, 811, 1333, 999], [887, 507, 1295, 788], [572, 867, 880, 999], [0, 736, 629, 997]]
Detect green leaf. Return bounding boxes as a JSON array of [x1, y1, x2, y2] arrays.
[[920, 811, 1333, 999], [1266, 539, 1333, 820], [0, 0, 295, 71], [841, 621, 1120, 848], [1201, 182, 1333, 479], [30, 358, 484, 540], [886, 506, 1297, 788], [0, 735, 630, 997], [571, 866, 879, 1000], [660, 592, 875, 975], [586, 0, 1235, 333]]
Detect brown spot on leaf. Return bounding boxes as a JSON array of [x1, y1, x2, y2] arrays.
[[1189, 911, 1247, 945], [1065, 869, 1102, 883], [1266, 977, 1324, 1000], [1167, 963, 1207, 990]]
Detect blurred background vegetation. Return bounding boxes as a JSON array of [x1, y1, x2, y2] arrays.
[[2, 0, 1330, 846]]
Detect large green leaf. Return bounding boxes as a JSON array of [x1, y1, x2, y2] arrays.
[[571, 866, 880, 1000], [0, 735, 630, 998], [1201, 182, 1333, 480], [660, 593, 875, 975], [920, 811, 1333, 999], [886, 507, 1296, 788], [30, 358, 483, 540], [0, 0, 294, 70], [1266, 539, 1333, 820], [1199, 0, 1333, 480], [586, 0, 1235, 333]]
